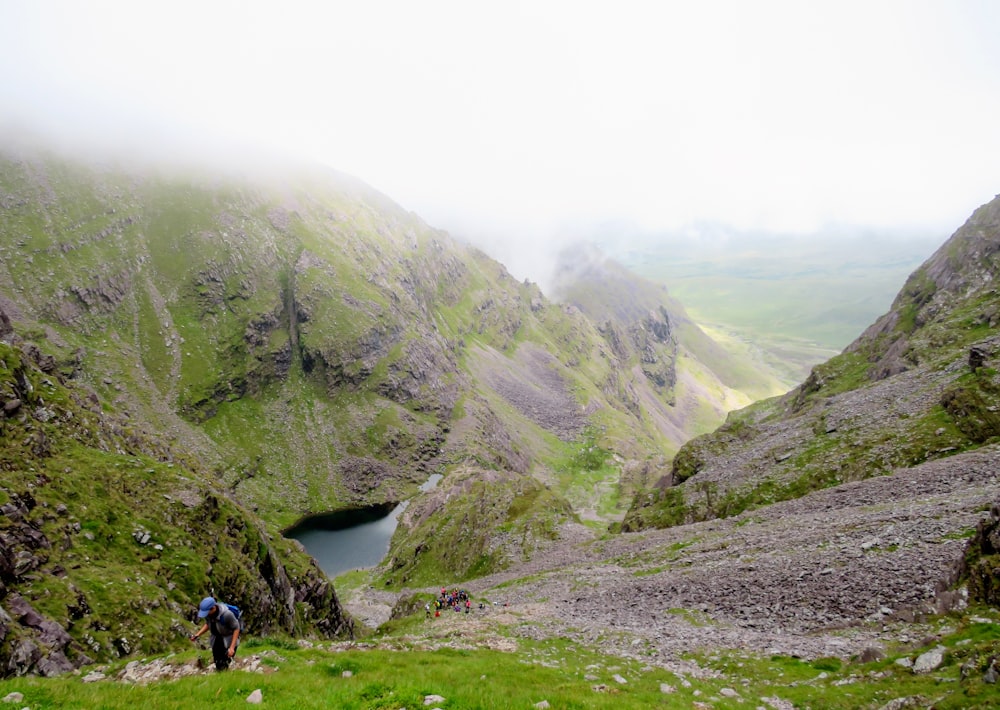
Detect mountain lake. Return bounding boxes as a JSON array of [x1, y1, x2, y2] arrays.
[[285, 474, 442, 577]]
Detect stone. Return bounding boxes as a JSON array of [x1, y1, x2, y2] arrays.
[[341, 670, 352, 678], [2, 693, 24, 704], [534, 702, 550, 709], [612, 673, 627, 684], [82, 671, 106, 682], [720, 687, 740, 698], [859, 646, 886, 663], [423, 695, 446, 706], [660, 683, 676, 693], [246, 689, 263, 704], [8, 639, 41, 675], [984, 664, 998, 684], [35, 651, 74, 677], [912, 646, 945, 674], [878, 697, 921, 710]]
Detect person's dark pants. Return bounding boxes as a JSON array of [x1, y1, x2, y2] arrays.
[[212, 634, 231, 671]]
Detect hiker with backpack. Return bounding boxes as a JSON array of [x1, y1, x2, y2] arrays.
[[189, 596, 242, 670]]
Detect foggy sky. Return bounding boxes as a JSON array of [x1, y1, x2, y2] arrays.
[[3, 0, 1000, 282]]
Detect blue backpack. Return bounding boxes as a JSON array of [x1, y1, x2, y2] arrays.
[[223, 603, 246, 632]]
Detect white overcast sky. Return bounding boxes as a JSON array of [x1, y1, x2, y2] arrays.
[[3, 0, 1000, 266]]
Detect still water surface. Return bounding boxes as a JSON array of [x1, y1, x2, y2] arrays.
[[286, 474, 442, 577]]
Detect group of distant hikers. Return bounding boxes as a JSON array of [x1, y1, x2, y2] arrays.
[[425, 587, 487, 618]]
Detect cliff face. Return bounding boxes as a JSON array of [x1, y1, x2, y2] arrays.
[[551, 245, 787, 447], [624, 193, 1000, 532]]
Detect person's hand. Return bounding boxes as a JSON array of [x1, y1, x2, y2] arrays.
[[227, 647, 235, 658], [189, 634, 197, 642]]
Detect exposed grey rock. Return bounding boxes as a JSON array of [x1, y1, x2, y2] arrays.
[[7, 639, 40, 676], [984, 663, 998, 684], [533, 701, 550, 709], [912, 646, 945, 673], [246, 688, 263, 704], [456, 445, 1000, 667], [34, 651, 74, 677], [7, 595, 71, 651], [0, 307, 12, 340], [423, 695, 446, 706], [878, 697, 923, 710]]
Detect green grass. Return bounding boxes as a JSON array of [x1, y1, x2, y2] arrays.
[[0, 640, 686, 709], [5, 611, 1000, 709]]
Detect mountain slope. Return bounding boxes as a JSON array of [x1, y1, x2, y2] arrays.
[[623, 193, 1000, 530], [0, 312, 351, 676], [0, 140, 783, 654]]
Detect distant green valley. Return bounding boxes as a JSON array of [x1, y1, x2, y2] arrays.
[[598, 227, 940, 385]]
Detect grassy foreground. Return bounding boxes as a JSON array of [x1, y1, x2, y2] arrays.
[[3, 611, 1000, 709]]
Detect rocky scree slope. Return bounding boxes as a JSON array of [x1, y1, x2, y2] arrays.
[[459, 451, 999, 665], [624, 193, 1000, 531], [0, 308, 352, 678]]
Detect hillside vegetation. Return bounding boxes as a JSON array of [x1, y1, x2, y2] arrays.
[[0, 142, 775, 674], [4, 141, 999, 707], [0, 316, 350, 676]]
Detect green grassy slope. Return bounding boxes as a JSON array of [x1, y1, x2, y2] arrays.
[[0, 335, 350, 675], [0, 144, 783, 597]]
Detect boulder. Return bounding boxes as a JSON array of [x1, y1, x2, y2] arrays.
[[0, 307, 12, 340], [912, 646, 945, 673]]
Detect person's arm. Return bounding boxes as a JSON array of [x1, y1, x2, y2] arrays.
[[227, 627, 240, 657], [190, 623, 208, 641]]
